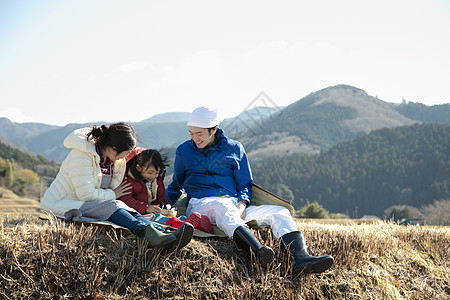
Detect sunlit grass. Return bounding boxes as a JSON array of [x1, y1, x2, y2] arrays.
[[1, 214, 449, 299]]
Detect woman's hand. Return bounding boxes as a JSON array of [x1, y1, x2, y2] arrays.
[[113, 181, 132, 199], [236, 200, 247, 220], [146, 205, 162, 214]]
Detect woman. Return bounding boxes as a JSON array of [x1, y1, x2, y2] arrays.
[[41, 122, 193, 251]]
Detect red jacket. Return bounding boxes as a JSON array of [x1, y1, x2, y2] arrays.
[[119, 168, 169, 215]]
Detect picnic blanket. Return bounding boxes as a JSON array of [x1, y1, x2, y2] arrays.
[[44, 184, 295, 238]]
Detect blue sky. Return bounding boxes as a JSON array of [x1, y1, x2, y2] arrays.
[[0, 0, 449, 125]]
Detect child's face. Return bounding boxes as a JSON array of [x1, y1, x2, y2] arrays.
[[136, 164, 160, 182]]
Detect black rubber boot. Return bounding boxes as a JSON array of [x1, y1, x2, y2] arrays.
[[281, 231, 334, 275], [233, 225, 274, 267]]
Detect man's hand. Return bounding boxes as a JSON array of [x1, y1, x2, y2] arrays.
[[236, 200, 247, 220]]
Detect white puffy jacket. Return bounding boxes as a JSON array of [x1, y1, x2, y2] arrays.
[[40, 127, 126, 217]]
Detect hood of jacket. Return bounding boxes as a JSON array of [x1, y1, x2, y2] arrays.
[[64, 127, 97, 155], [125, 146, 145, 163]]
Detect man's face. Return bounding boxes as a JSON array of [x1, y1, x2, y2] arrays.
[[188, 126, 216, 149]]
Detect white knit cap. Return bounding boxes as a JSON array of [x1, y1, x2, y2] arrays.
[[187, 106, 222, 128]]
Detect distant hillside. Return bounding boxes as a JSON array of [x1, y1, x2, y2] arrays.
[[139, 112, 191, 123], [230, 106, 283, 122], [23, 123, 93, 162], [139, 106, 282, 124], [16, 121, 189, 162], [0, 107, 281, 161], [252, 123, 450, 217], [239, 85, 417, 160], [393, 101, 450, 124], [133, 121, 191, 148], [0, 134, 14, 147], [0, 141, 59, 178], [0, 117, 58, 147]]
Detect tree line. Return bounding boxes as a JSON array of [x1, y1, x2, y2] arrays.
[[0, 142, 60, 197], [251, 123, 450, 218]]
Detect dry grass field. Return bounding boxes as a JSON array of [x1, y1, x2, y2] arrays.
[[0, 187, 45, 218], [0, 188, 449, 299]]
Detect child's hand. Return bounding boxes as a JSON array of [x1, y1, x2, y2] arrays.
[[113, 181, 132, 198], [146, 205, 162, 214]]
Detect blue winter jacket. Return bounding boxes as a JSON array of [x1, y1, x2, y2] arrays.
[[166, 129, 253, 207]]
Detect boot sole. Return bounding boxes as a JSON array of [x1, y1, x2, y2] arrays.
[[177, 224, 194, 250], [297, 257, 334, 274], [258, 246, 275, 267], [166, 223, 194, 254]]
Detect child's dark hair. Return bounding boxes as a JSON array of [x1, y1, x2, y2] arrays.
[[137, 149, 170, 173], [87, 122, 137, 153], [128, 149, 170, 182]]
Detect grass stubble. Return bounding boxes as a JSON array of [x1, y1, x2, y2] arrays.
[[0, 214, 449, 300]]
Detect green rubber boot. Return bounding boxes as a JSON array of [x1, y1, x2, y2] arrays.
[[144, 223, 177, 248], [163, 222, 194, 254]]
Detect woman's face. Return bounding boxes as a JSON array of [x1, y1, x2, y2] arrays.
[[104, 146, 134, 162], [137, 164, 160, 182], [188, 126, 217, 149]]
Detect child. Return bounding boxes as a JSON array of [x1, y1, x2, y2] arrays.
[[119, 147, 213, 233]]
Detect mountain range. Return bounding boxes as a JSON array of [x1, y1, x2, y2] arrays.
[[237, 85, 449, 160], [0, 84, 449, 162], [0, 106, 283, 161]]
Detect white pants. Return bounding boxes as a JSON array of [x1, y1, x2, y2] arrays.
[[186, 196, 298, 239]]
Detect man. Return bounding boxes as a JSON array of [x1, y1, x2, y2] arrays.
[[166, 106, 333, 274]]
